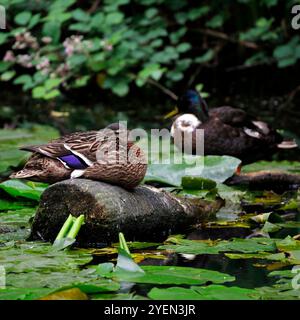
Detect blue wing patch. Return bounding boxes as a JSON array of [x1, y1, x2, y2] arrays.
[[59, 154, 88, 169]]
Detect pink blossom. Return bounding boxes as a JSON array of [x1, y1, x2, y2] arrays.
[[63, 35, 84, 57], [36, 57, 50, 70], [101, 40, 113, 51], [17, 54, 33, 68], [3, 50, 15, 62], [41, 36, 52, 44]]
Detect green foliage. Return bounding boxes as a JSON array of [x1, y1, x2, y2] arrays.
[[0, 180, 47, 201], [144, 152, 241, 186], [0, 0, 298, 99], [148, 285, 259, 300], [0, 125, 59, 173], [96, 247, 235, 285]]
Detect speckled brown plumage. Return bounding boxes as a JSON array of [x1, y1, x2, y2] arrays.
[[10, 124, 147, 189]]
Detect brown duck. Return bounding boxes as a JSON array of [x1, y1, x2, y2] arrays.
[[10, 123, 147, 189]]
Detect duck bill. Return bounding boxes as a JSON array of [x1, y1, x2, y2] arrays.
[[164, 106, 179, 119]]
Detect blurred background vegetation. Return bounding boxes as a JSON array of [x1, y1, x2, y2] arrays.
[[0, 0, 299, 139]]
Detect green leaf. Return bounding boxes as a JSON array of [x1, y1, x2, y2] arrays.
[[0, 288, 55, 300], [187, 6, 210, 21], [44, 89, 60, 100], [278, 57, 297, 68], [97, 264, 235, 285], [42, 21, 61, 43], [159, 237, 277, 255], [69, 23, 91, 32], [176, 42, 191, 53], [0, 33, 9, 45], [273, 45, 294, 60], [116, 248, 144, 273], [28, 13, 41, 29], [0, 62, 12, 72], [148, 285, 259, 300], [195, 49, 214, 64], [0, 180, 47, 200], [14, 11, 32, 25], [242, 160, 300, 174], [0, 207, 36, 226], [1, 71, 16, 81], [105, 12, 124, 25], [144, 153, 241, 187], [13, 75, 33, 90], [44, 78, 61, 90], [206, 14, 224, 28], [261, 221, 282, 233], [145, 8, 158, 19], [13, 74, 32, 85], [0, 125, 59, 173], [111, 83, 129, 96], [181, 176, 217, 190], [72, 9, 90, 22], [68, 54, 87, 67], [32, 86, 46, 99]]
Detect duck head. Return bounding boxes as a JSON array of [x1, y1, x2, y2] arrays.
[[164, 89, 209, 122]]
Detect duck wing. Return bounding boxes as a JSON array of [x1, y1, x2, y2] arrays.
[[209, 106, 251, 127], [209, 106, 282, 142], [199, 117, 282, 163], [20, 130, 102, 169]]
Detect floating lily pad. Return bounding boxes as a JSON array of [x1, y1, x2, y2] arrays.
[[144, 154, 241, 187], [242, 161, 300, 174], [181, 176, 217, 190], [148, 285, 259, 300], [0, 125, 59, 173], [0, 199, 35, 211], [159, 236, 277, 255], [0, 287, 56, 300], [0, 207, 35, 226], [97, 264, 235, 285], [0, 180, 47, 200]]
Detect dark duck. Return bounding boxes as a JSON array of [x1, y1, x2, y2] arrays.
[[165, 90, 297, 164]]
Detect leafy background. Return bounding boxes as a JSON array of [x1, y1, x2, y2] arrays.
[[0, 0, 300, 300], [0, 0, 300, 137]]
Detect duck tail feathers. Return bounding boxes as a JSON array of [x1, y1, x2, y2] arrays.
[[277, 140, 298, 149], [19, 145, 40, 153]]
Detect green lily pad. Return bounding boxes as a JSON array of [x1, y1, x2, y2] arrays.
[[159, 236, 277, 255], [148, 285, 259, 300], [144, 154, 241, 187], [97, 264, 235, 285], [0, 180, 47, 200], [0, 125, 59, 173], [181, 176, 217, 190], [242, 161, 300, 174], [0, 199, 35, 211], [0, 287, 56, 300], [0, 242, 93, 274], [225, 252, 286, 261], [0, 207, 35, 226], [261, 221, 282, 233]]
